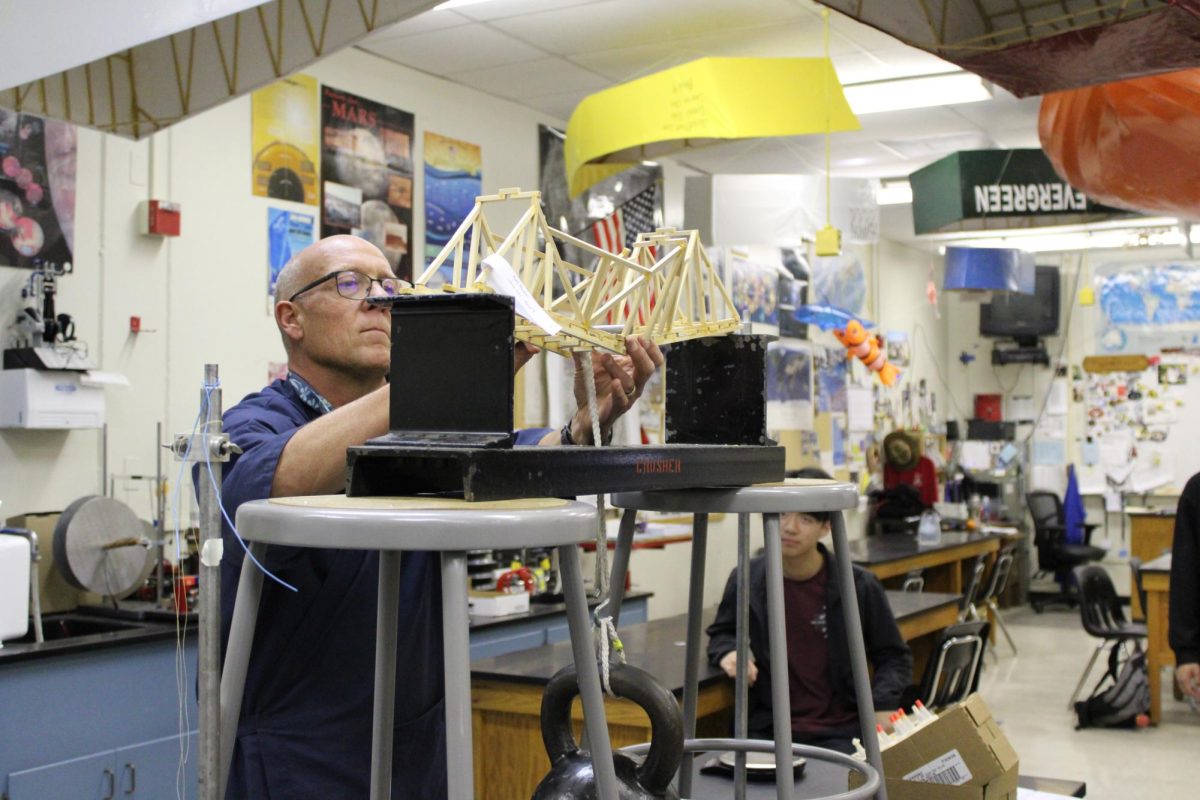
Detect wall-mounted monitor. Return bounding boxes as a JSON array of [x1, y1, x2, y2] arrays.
[[979, 265, 1060, 347]]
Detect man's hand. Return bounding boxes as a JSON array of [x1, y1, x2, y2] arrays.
[[514, 341, 540, 374], [567, 336, 664, 443], [1178, 662, 1200, 700], [719, 650, 758, 686]]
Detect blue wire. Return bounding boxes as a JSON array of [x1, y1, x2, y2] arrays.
[[201, 383, 298, 593]]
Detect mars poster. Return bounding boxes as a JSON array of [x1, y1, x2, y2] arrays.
[[320, 85, 414, 280], [0, 110, 75, 269]]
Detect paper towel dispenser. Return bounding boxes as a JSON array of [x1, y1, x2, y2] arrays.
[[0, 368, 105, 428]]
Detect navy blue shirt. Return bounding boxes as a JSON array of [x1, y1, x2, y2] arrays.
[[217, 378, 546, 799]]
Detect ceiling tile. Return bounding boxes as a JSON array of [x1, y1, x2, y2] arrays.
[[453, 0, 603, 22], [521, 89, 592, 121], [362, 9, 472, 40], [359, 23, 546, 74], [450, 57, 610, 101], [488, 0, 810, 57]]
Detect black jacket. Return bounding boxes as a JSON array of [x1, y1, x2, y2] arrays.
[[1170, 472, 1200, 665], [705, 543, 912, 738]]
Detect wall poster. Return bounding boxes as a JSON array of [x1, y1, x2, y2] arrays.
[[267, 207, 315, 297], [0, 110, 75, 268], [320, 85, 414, 280], [251, 73, 319, 205], [423, 131, 481, 285], [766, 340, 814, 431]]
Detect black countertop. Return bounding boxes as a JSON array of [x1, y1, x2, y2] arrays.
[[472, 591, 960, 688], [0, 590, 654, 666], [845, 530, 1010, 567]]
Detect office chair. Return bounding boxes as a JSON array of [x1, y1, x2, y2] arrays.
[[1026, 491, 1106, 612], [976, 544, 1019, 655], [1067, 565, 1147, 709], [902, 620, 990, 711]]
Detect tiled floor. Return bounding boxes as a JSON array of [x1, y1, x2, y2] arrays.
[[977, 605, 1200, 798]]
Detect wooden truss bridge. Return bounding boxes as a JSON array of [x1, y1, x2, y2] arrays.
[[411, 188, 741, 355]]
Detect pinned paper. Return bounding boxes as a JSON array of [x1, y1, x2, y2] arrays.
[[481, 254, 562, 336]]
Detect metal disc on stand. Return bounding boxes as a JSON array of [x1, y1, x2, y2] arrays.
[[53, 495, 152, 600]]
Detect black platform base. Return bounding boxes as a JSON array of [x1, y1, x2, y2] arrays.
[[346, 443, 786, 501]]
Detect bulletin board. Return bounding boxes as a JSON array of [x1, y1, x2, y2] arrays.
[[1079, 259, 1200, 494], [1079, 353, 1200, 495]]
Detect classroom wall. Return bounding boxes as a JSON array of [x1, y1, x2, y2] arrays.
[[0, 47, 571, 525]]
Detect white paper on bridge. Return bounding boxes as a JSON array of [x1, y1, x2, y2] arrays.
[[481, 254, 562, 336]]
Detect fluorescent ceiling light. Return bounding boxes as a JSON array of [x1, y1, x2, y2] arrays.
[[844, 72, 992, 115], [948, 226, 1191, 253], [876, 181, 912, 205]]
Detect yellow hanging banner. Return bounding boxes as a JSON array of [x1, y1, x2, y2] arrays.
[[565, 57, 860, 196]]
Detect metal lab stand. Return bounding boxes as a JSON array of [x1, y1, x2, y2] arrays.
[[220, 495, 623, 800], [609, 479, 886, 800]]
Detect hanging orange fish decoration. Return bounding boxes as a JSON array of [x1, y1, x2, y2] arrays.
[[833, 319, 900, 386]]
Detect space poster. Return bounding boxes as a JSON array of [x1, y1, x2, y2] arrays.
[[320, 85, 414, 281]]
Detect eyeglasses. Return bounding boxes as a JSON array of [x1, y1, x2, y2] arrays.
[[288, 270, 408, 302]]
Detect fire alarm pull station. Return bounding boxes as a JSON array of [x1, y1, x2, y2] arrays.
[[138, 200, 181, 237]]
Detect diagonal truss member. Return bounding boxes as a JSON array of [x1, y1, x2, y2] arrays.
[[411, 187, 741, 355]]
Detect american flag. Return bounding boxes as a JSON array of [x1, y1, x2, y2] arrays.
[[592, 185, 659, 254]]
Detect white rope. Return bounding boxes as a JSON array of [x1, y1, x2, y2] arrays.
[[595, 614, 626, 696], [578, 349, 626, 695], [580, 351, 608, 599]]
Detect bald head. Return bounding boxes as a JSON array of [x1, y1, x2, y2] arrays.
[[274, 235, 389, 307], [274, 235, 394, 356]]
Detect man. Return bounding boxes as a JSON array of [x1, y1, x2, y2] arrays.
[[706, 470, 912, 754], [217, 235, 663, 798], [1171, 472, 1200, 703]]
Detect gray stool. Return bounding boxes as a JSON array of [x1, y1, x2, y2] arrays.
[[609, 479, 885, 800], [221, 495, 622, 800]]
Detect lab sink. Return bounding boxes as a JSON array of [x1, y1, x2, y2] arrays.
[[9, 613, 148, 644]]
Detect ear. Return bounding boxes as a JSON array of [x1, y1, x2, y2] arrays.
[[276, 301, 304, 347]]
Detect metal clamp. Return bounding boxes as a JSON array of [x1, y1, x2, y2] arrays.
[[169, 433, 242, 463]]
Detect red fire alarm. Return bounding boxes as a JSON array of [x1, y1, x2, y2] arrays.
[[138, 200, 181, 237]]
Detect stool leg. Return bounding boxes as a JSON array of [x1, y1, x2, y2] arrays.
[[679, 512, 709, 798], [370, 551, 402, 800], [442, 552, 475, 800], [734, 512, 750, 800], [606, 508, 638, 626], [761, 513, 795, 800], [830, 511, 887, 800], [219, 541, 267, 798], [559, 543, 620, 800]]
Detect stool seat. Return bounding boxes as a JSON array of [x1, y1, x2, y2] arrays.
[[611, 478, 858, 514], [237, 495, 598, 550], [223, 494, 622, 800]]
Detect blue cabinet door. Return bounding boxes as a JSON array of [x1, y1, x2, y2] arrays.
[[8, 751, 115, 800], [116, 731, 196, 799]]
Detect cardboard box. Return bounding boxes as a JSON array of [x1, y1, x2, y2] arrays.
[[468, 589, 530, 617], [851, 694, 1019, 800], [5, 512, 103, 614]]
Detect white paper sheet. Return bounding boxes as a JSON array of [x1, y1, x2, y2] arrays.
[[1010, 394, 1035, 421], [1031, 439, 1066, 465], [1034, 414, 1066, 440], [847, 387, 874, 432], [959, 441, 993, 471], [1047, 379, 1069, 415], [1077, 465, 1106, 495], [481, 253, 562, 335]]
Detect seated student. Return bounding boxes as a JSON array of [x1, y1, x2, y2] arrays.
[[706, 468, 913, 754]]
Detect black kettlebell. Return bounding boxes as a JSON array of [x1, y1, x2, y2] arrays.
[[531, 662, 683, 800]]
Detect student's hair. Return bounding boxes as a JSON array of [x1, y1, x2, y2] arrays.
[[786, 467, 833, 523]]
